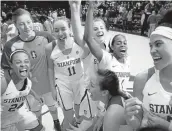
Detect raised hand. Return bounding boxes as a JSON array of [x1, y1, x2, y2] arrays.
[[69, 0, 81, 10], [88, 0, 103, 9]]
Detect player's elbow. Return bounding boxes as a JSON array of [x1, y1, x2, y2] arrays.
[[84, 34, 92, 45]]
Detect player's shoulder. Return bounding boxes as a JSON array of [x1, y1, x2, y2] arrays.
[[135, 67, 155, 83], [35, 31, 55, 43], [133, 67, 155, 96]]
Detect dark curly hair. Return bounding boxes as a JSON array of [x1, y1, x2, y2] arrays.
[[97, 69, 120, 96]]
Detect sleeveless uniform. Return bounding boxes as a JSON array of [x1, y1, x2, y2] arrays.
[[99, 50, 131, 92], [1, 78, 37, 130], [51, 39, 84, 110], [141, 70, 172, 127], [1, 31, 56, 111]]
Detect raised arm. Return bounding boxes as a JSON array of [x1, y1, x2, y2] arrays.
[[83, 1, 103, 62], [69, 0, 84, 47], [69, 0, 90, 58]]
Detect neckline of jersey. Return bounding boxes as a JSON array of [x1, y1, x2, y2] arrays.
[[18, 31, 37, 42]]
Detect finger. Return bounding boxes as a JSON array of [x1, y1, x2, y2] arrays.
[[125, 98, 142, 107], [126, 104, 141, 112], [125, 106, 141, 116], [147, 120, 154, 127], [147, 114, 155, 122]]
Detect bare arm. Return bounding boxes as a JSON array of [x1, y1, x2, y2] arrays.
[[45, 43, 56, 94], [104, 104, 125, 131], [70, 1, 90, 59], [44, 21, 52, 34], [70, 1, 85, 48], [125, 70, 150, 129], [84, 2, 103, 62]]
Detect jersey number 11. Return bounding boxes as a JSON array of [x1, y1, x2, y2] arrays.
[[68, 66, 76, 76]]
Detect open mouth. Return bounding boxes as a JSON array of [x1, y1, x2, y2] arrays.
[[59, 36, 66, 40], [153, 56, 162, 63], [120, 49, 127, 54], [97, 32, 104, 37], [19, 69, 28, 77]]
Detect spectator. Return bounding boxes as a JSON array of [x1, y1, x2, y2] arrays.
[[141, 9, 150, 36], [127, 9, 133, 31], [156, 10, 162, 25], [122, 9, 128, 31], [147, 10, 157, 37]]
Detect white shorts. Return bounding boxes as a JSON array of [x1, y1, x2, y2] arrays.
[[1, 104, 38, 130], [55, 78, 84, 110], [26, 92, 56, 112], [79, 89, 98, 119]]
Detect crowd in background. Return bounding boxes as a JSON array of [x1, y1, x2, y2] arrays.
[[81, 1, 172, 36], [1, 1, 172, 131], [1, 1, 172, 39]]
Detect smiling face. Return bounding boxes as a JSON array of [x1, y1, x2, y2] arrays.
[[53, 20, 71, 43], [15, 14, 34, 36], [111, 35, 128, 59], [93, 20, 107, 44], [11, 52, 30, 80], [150, 34, 172, 70]]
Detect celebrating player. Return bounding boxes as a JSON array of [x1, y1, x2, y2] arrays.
[[125, 9, 172, 130], [45, 16, 87, 131], [1, 49, 44, 131], [1, 8, 61, 131]]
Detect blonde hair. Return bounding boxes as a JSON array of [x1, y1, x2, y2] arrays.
[[53, 17, 71, 28]]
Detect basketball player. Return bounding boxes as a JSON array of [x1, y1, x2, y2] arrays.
[[69, 1, 108, 131], [66, 70, 133, 131], [45, 17, 87, 131], [84, 0, 132, 92], [1, 8, 61, 131], [1, 49, 44, 131], [125, 9, 172, 130]]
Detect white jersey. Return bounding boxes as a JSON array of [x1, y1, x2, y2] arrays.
[[141, 70, 172, 127], [51, 40, 84, 82], [99, 50, 131, 91], [83, 53, 99, 83], [1, 78, 31, 115]]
